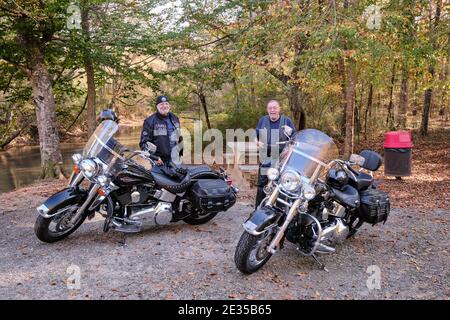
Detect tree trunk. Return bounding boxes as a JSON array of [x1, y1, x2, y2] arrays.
[[364, 83, 373, 140], [355, 85, 364, 143], [198, 91, 211, 129], [287, 84, 306, 130], [232, 77, 240, 109], [19, 34, 65, 179], [344, 59, 356, 158], [420, 1, 441, 136], [81, 4, 97, 136], [0, 121, 30, 150], [386, 63, 396, 128], [398, 65, 409, 129], [420, 66, 434, 136]]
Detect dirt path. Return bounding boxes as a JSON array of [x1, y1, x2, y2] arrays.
[[0, 197, 448, 300]]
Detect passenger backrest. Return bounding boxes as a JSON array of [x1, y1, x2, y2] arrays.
[[359, 150, 383, 171]]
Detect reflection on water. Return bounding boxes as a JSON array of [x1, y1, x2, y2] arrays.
[[0, 126, 141, 194]]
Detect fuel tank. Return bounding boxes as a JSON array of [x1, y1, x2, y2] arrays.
[[114, 162, 154, 187]]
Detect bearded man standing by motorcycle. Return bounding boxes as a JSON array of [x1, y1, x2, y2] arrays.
[[140, 95, 183, 166], [254, 100, 296, 208]]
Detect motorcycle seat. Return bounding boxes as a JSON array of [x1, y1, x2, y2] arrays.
[[151, 170, 191, 194], [181, 165, 220, 179], [332, 185, 360, 208], [349, 171, 373, 191]]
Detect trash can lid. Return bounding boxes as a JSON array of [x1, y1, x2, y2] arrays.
[[384, 131, 414, 148]]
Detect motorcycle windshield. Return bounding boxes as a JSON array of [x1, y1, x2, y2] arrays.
[[82, 120, 119, 159], [282, 129, 338, 180]]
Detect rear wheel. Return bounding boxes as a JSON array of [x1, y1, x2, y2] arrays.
[[234, 230, 275, 274], [34, 202, 86, 243], [183, 211, 218, 225]]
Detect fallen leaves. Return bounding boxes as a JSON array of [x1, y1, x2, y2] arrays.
[[354, 129, 450, 212]]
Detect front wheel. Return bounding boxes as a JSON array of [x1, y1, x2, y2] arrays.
[[234, 230, 275, 274], [34, 202, 86, 243]]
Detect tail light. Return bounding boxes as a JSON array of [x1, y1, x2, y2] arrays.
[[226, 178, 233, 186], [73, 165, 80, 174]]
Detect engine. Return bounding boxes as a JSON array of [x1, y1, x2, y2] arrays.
[[315, 218, 349, 254], [293, 213, 350, 256], [128, 202, 173, 226]]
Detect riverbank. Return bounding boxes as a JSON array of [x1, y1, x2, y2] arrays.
[[5, 118, 146, 150]]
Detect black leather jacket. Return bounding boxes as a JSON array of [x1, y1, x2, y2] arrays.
[[139, 111, 182, 163]]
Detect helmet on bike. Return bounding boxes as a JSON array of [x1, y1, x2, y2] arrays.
[[97, 109, 119, 123]]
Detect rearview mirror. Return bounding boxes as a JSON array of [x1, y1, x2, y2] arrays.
[[282, 125, 293, 138], [145, 142, 157, 153], [349, 153, 365, 166]]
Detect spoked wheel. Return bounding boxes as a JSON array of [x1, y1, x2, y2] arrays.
[[234, 229, 275, 274], [34, 202, 86, 243]]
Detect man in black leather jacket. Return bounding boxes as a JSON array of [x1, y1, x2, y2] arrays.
[[139, 95, 183, 166]]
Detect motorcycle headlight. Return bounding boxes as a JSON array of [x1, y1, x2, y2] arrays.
[[267, 168, 279, 181], [80, 159, 99, 179], [280, 170, 301, 192], [302, 183, 316, 200]]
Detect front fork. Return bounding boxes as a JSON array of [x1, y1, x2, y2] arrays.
[[68, 171, 83, 188], [265, 187, 305, 254], [66, 171, 102, 225]]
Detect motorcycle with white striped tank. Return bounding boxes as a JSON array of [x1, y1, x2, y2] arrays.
[[34, 117, 238, 243], [234, 127, 390, 274]]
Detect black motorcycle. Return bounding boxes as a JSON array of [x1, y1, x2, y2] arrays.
[[35, 119, 238, 243], [234, 128, 390, 274]]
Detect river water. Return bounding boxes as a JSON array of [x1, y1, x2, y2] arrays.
[[0, 125, 257, 194], [0, 126, 141, 194]]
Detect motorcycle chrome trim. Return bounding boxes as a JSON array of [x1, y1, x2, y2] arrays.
[[88, 195, 105, 211], [279, 170, 302, 193], [267, 198, 302, 254], [267, 186, 280, 207], [69, 184, 100, 224], [275, 197, 292, 207], [68, 171, 83, 188], [178, 199, 190, 212], [36, 204, 50, 218], [131, 191, 141, 203], [129, 202, 173, 226], [297, 213, 323, 256], [243, 220, 277, 236], [154, 189, 176, 202], [257, 196, 270, 209], [315, 243, 336, 254], [263, 183, 273, 195], [278, 187, 302, 200], [331, 202, 346, 217], [319, 218, 349, 244]]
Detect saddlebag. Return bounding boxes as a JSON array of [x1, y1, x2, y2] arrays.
[[358, 188, 390, 224], [191, 179, 236, 213]]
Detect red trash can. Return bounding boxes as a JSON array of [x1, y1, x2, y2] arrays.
[[383, 131, 413, 178]]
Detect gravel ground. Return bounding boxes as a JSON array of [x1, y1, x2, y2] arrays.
[[0, 201, 448, 300]]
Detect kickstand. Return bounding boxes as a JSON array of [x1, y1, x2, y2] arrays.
[[118, 233, 127, 246], [312, 254, 328, 272]]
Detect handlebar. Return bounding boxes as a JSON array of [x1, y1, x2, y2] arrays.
[[124, 149, 158, 166]]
